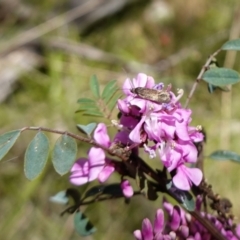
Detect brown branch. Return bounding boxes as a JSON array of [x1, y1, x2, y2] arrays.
[[20, 126, 127, 161]]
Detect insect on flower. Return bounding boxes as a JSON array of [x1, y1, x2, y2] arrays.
[[130, 87, 171, 103], [120, 74, 172, 105]]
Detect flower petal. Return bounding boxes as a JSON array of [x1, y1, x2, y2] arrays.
[[98, 164, 115, 183], [122, 78, 133, 95], [154, 209, 164, 235], [172, 165, 191, 190], [183, 166, 203, 186], [117, 99, 130, 114], [173, 165, 203, 190], [133, 230, 143, 240], [121, 180, 134, 198], [120, 115, 139, 129], [134, 73, 148, 87], [130, 98, 147, 112], [142, 219, 154, 240], [94, 123, 111, 147], [169, 206, 181, 231], [129, 116, 147, 143], [88, 147, 105, 181], [114, 130, 131, 145], [69, 158, 90, 185], [175, 109, 192, 141], [145, 76, 155, 88]]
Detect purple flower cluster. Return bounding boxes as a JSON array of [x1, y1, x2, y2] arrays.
[[117, 73, 203, 190], [134, 198, 240, 240], [69, 73, 204, 195], [70, 123, 134, 198]]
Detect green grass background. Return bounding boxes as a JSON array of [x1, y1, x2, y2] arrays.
[[1, 0, 240, 239]]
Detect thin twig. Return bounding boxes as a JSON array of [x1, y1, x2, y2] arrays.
[[184, 48, 222, 108], [80, 191, 142, 206], [20, 126, 127, 161]]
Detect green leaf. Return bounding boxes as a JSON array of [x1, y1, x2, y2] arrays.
[[74, 210, 97, 236], [82, 110, 104, 117], [202, 68, 240, 86], [77, 123, 97, 136], [221, 39, 240, 51], [49, 190, 69, 205], [52, 135, 77, 175], [101, 80, 118, 100], [76, 106, 100, 113], [180, 191, 195, 211], [0, 130, 21, 161], [209, 150, 240, 163], [166, 181, 195, 211], [90, 75, 100, 98], [107, 92, 122, 112], [208, 83, 230, 93], [77, 98, 96, 104], [24, 132, 50, 180]]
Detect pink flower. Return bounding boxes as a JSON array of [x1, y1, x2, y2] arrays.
[[94, 123, 111, 147], [119, 73, 165, 113], [98, 163, 115, 183], [121, 180, 134, 198], [70, 123, 114, 185], [70, 147, 105, 185], [134, 209, 167, 240], [134, 218, 153, 240], [117, 73, 204, 191]]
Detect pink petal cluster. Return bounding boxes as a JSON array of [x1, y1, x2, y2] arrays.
[[134, 198, 240, 240], [134, 209, 172, 240], [69, 123, 133, 198], [70, 73, 203, 193], [117, 73, 203, 190]]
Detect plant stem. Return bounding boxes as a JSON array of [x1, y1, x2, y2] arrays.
[[184, 48, 222, 108]]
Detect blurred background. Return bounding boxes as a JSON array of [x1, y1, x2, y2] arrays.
[[1, 0, 240, 239]]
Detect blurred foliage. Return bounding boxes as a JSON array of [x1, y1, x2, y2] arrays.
[[1, 0, 240, 239]]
